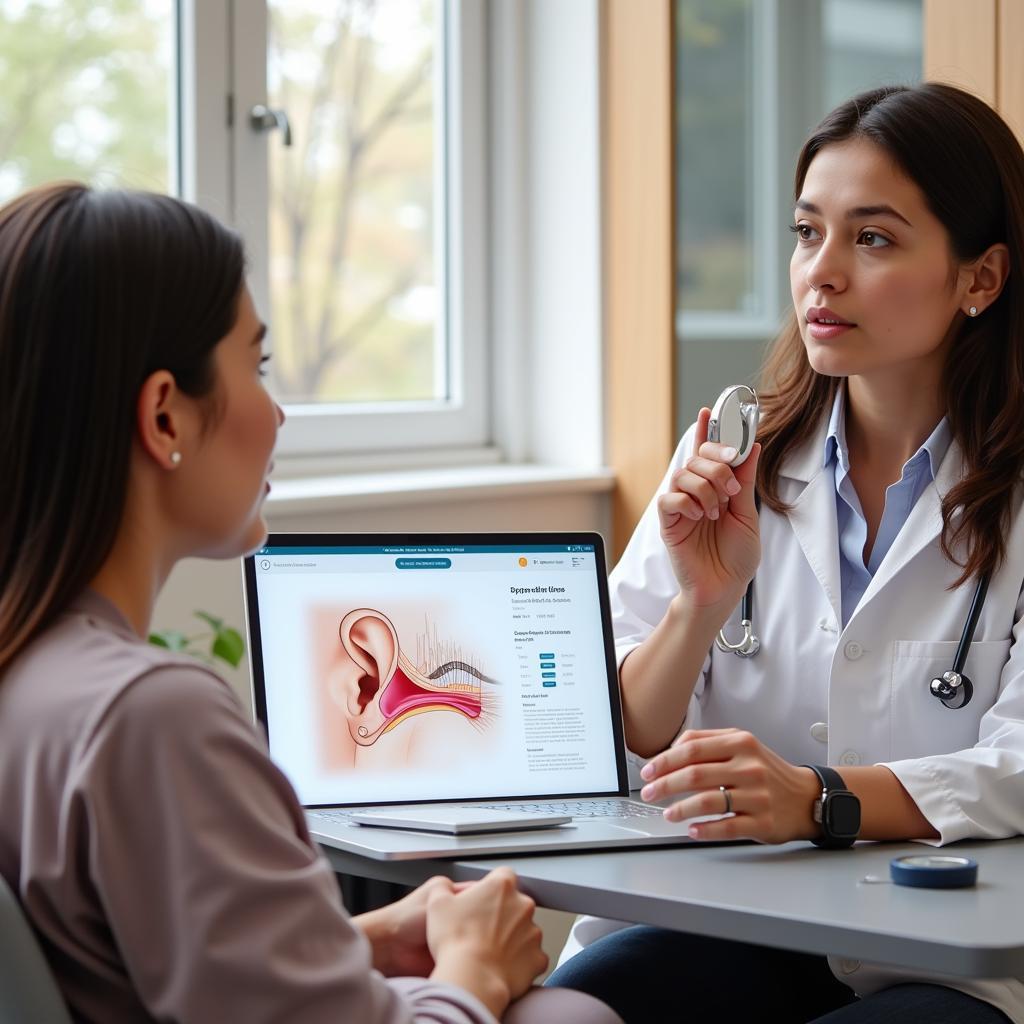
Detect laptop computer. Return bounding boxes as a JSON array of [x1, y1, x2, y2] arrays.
[[243, 532, 709, 860]]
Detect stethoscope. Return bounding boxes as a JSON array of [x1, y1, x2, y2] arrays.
[[708, 385, 989, 709], [716, 566, 991, 709]]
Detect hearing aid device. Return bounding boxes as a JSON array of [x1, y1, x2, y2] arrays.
[[707, 385, 759, 467]]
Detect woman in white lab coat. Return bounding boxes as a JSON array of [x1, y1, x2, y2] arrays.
[[546, 82, 1024, 1023]]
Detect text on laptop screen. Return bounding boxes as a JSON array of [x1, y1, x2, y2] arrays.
[[251, 542, 622, 805]]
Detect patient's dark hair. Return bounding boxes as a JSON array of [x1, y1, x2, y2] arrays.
[[0, 183, 244, 674], [756, 83, 1024, 587]]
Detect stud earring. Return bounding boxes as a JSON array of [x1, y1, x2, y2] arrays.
[[169, 451, 182, 466], [969, 306, 979, 317]]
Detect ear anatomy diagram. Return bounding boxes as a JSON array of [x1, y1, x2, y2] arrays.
[[332, 608, 499, 746]]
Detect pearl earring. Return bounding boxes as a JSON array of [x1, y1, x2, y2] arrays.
[[969, 306, 979, 317], [169, 451, 182, 466]]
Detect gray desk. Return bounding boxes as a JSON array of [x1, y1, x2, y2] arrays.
[[320, 837, 1024, 979]]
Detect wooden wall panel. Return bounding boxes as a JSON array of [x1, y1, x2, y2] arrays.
[[924, 0, 997, 103], [998, 0, 1024, 143], [603, 0, 675, 561]]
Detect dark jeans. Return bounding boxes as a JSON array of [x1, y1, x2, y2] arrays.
[[545, 926, 1012, 1024]]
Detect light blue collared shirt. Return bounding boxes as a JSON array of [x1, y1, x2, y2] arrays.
[[823, 385, 952, 627]]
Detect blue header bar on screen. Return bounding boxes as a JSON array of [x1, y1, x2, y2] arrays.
[[255, 544, 596, 555]]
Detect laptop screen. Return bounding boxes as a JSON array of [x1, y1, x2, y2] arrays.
[[244, 533, 628, 807]]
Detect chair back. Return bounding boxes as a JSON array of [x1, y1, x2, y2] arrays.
[[0, 873, 73, 1024]]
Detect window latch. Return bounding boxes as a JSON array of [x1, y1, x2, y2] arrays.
[[249, 104, 292, 147]]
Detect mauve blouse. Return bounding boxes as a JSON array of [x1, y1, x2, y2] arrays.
[[0, 591, 497, 1023]]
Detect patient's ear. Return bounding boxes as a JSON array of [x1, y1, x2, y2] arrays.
[[329, 609, 399, 718], [135, 368, 200, 470]]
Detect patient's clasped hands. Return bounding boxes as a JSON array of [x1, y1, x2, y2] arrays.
[[357, 867, 547, 1019]]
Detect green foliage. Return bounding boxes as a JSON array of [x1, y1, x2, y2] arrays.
[[149, 611, 245, 670], [0, 0, 172, 200]]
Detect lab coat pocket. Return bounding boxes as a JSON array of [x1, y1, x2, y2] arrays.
[[889, 639, 1010, 759]]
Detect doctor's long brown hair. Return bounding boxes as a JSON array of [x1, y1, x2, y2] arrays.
[[756, 83, 1024, 588], [0, 184, 244, 675]]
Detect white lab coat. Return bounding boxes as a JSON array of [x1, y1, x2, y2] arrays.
[[561, 417, 1024, 1022]]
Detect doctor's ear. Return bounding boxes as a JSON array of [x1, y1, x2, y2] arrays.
[[136, 370, 198, 471], [959, 242, 1010, 318]]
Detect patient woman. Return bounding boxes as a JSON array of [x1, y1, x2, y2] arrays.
[[0, 183, 620, 1024]]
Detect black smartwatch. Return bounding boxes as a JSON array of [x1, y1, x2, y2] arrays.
[[800, 764, 860, 849]]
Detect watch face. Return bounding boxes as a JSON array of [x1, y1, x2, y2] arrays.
[[824, 792, 861, 838]]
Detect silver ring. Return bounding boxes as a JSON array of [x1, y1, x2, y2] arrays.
[[719, 785, 732, 815]]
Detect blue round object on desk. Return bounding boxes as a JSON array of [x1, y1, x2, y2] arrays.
[[890, 855, 978, 889]]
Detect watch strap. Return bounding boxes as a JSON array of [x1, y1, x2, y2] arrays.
[[802, 763, 847, 794], [799, 763, 858, 849]]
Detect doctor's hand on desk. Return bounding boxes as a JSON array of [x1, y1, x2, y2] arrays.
[[638, 727, 821, 844], [659, 407, 761, 613], [637, 729, 939, 844]]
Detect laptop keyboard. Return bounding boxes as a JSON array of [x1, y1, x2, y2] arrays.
[[309, 799, 663, 822], [474, 800, 663, 819]]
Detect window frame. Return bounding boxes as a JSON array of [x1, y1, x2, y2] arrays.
[[182, 0, 489, 461], [675, 0, 784, 343], [675, 0, 923, 346]]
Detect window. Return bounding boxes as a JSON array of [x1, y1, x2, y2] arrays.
[[675, 0, 923, 341], [675, 0, 756, 321], [231, 0, 488, 458], [265, 0, 440, 408], [1, 0, 488, 461], [0, 0, 176, 201]]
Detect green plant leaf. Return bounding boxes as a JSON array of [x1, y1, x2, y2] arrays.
[[148, 629, 188, 651], [194, 610, 224, 631], [211, 627, 245, 668]]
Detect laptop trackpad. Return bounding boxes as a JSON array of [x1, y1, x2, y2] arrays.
[[350, 806, 572, 835]]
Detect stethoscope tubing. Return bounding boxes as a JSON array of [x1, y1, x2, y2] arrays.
[[715, 496, 991, 709], [953, 571, 990, 676]]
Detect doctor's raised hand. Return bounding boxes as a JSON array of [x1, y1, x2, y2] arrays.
[[644, 417, 833, 846], [620, 409, 763, 759], [657, 405, 761, 611]]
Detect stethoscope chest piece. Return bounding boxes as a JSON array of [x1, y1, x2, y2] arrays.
[[929, 670, 974, 709], [925, 571, 990, 709]]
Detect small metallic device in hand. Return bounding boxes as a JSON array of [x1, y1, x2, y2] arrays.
[[707, 385, 759, 467], [708, 384, 761, 658]]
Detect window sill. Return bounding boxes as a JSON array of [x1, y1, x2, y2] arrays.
[[265, 464, 616, 517]]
